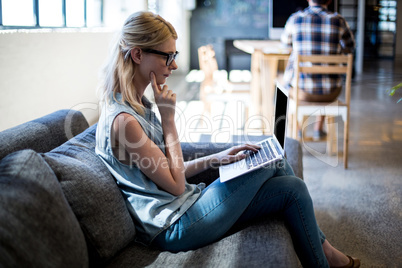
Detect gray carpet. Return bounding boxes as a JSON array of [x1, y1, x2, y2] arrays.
[[302, 138, 402, 267], [300, 65, 402, 267]]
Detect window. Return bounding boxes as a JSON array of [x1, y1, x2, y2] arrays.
[[378, 0, 397, 31], [1, 0, 36, 27], [0, 0, 103, 28]]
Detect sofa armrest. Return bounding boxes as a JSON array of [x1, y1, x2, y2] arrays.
[[181, 142, 235, 161], [0, 109, 89, 160], [181, 142, 236, 185], [284, 137, 304, 180]]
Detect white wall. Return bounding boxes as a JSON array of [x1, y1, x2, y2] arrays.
[[0, 0, 191, 132], [158, 0, 194, 74], [0, 29, 117, 131], [103, 0, 147, 29]]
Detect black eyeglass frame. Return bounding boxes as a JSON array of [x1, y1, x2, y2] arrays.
[[142, 48, 179, 66]]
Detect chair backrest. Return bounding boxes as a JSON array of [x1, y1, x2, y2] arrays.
[[198, 45, 219, 86], [294, 54, 354, 105]]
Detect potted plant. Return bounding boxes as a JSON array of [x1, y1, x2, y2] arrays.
[[388, 83, 402, 103]]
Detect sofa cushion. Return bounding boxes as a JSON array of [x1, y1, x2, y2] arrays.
[[0, 149, 88, 268], [43, 124, 136, 263], [106, 217, 299, 268]]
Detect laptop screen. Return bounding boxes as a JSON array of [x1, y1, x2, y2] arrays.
[[274, 84, 288, 149]]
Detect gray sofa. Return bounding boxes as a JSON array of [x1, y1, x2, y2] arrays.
[[0, 109, 303, 268]]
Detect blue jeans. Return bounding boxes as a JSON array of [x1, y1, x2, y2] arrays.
[[153, 159, 329, 267]]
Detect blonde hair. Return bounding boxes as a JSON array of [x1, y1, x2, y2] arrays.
[[99, 11, 178, 115]]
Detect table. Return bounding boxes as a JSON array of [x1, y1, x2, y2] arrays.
[[233, 40, 291, 134]]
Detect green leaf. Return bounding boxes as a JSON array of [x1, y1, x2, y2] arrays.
[[398, 98, 402, 103], [389, 82, 402, 96]]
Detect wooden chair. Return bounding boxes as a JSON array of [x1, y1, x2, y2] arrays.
[[198, 45, 251, 118], [290, 54, 353, 168]]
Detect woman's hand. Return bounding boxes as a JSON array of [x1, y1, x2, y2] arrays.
[[150, 72, 176, 121], [184, 143, 261, 178], [211, 144, 261, 166]]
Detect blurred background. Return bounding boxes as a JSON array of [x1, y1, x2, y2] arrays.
[[0, 0, 401, 131]]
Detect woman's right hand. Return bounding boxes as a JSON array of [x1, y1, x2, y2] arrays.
[[211, 144, 261, 166], [184, 143, 261, 179], [150, 72, 176, 121]]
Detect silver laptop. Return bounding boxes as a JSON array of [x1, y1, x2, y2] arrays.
[[219, 82, 289, 182]]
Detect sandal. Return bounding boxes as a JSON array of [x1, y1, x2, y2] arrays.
[[330, 255, 360, 268]]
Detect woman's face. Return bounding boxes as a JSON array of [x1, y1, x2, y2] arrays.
[[140, 37, 178, 86]]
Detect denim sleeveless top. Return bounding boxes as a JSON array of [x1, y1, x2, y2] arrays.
[[95, 93, 203, 245]]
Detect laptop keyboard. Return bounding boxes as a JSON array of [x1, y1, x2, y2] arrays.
[[245, 140, 278, 169]]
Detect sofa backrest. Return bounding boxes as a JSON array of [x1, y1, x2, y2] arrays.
[[0, 110, 137, 265], [0, 109, 89, 161]]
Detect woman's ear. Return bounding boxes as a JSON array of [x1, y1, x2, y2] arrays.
[[130, 48, 142, 64]]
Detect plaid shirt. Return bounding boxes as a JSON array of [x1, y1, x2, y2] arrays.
[[281, 6, 355, 95]]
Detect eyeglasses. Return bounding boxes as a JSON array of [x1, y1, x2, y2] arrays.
[[142, 48, 179, 66]]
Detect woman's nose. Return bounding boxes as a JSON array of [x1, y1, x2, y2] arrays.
[[170, 60, 178, 70]]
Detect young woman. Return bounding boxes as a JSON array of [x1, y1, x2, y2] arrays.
[[95, 11, 360, 268]]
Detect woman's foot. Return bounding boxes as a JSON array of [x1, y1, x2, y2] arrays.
[[330, 255, 360, 268], [322, 240, 360, 267]]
